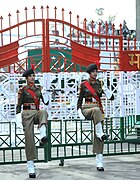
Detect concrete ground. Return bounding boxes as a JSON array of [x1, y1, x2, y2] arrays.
[[0, 154, 139, 180]]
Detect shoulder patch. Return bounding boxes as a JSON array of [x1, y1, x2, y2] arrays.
[[37, 85, 42, 91], [81, 80, 87, 84], [18, 86, 25, 91], [98, 79, 104, 87]]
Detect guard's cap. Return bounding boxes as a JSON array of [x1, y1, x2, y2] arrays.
[[86, 63, 98, 74], [23, 65, 35, 78]]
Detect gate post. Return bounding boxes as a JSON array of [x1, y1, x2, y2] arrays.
[[47, 120, 52, 161], [42, 19, 50, 72], [46, 19, 50, 72], [120, 117, 124, 140], [119, 72, 125, 140], [44, 120, 51, 162]]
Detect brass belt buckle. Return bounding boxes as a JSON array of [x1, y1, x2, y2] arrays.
[[31, 105, 35, 109]]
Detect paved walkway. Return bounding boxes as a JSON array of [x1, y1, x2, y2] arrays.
[[0, 154, 139, 180]]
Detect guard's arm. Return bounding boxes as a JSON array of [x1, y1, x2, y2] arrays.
[[77, 83, 84, 110], [16, 88, 24, 114]]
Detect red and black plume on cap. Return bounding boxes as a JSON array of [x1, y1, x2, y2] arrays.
[[23, 64, 35, 77]]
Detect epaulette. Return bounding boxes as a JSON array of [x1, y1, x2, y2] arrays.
[[18, 86, 25, 94], [18, 85, 28, 92], [99, 79, 104, 87], [81, 80, 87, 84], [21, 85, 27, 90], [81, 79, 88, 85], [36, 85, 42, 90]]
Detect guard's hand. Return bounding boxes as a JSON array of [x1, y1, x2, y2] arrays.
[[102, 114, 105, 120], [16, 106, 21, 114], [16, 109, 21, 114]]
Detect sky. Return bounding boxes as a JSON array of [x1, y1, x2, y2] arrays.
[[0, 0, 136, 29]]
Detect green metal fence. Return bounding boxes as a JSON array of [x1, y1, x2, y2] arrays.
[[0, 117, 140, 165]]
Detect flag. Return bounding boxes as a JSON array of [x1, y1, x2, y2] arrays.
[[71, 41, 100, 68], [0, 41, 19, 68]]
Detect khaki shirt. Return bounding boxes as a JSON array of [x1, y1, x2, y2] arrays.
[[77, 79, 103, 110], [16, 85, 43, 113]]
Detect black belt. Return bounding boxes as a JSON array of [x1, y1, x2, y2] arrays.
[[85, 98, 92, 103], [85, 98, 98, 105], [23, 105, 38, 110]]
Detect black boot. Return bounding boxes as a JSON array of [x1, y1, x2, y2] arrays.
[[40, 136, 48, 146], [97, 167, 104, 171], [29, 173, 36, 178], [98, 134, 109, 142]]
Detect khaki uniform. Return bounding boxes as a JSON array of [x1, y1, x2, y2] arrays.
[[16, 85, 48, 161], [77, 79, 104, 154]]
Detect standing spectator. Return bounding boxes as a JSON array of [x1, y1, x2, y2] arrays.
[[122, 20, 129, 40], [108, 21, 113, 35]]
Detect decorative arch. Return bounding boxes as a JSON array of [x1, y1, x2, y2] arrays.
[[0, 5, 139, 73]]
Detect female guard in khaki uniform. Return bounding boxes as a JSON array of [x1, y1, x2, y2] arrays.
[[16, 67, 48, 178], [77, 63, 114, 171]]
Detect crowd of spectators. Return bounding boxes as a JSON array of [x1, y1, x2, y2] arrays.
[[50, 19, 136, 46], [70, 19, 136, 40]]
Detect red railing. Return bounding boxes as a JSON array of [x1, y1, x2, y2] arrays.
[[0, 6, 139, 73]]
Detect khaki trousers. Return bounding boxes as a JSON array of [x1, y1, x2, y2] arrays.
[[22, 109, 48, 161], [82, 104, 104, 154]]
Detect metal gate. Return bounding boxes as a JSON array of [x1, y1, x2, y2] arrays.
[[0, 5, 140, 164]]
